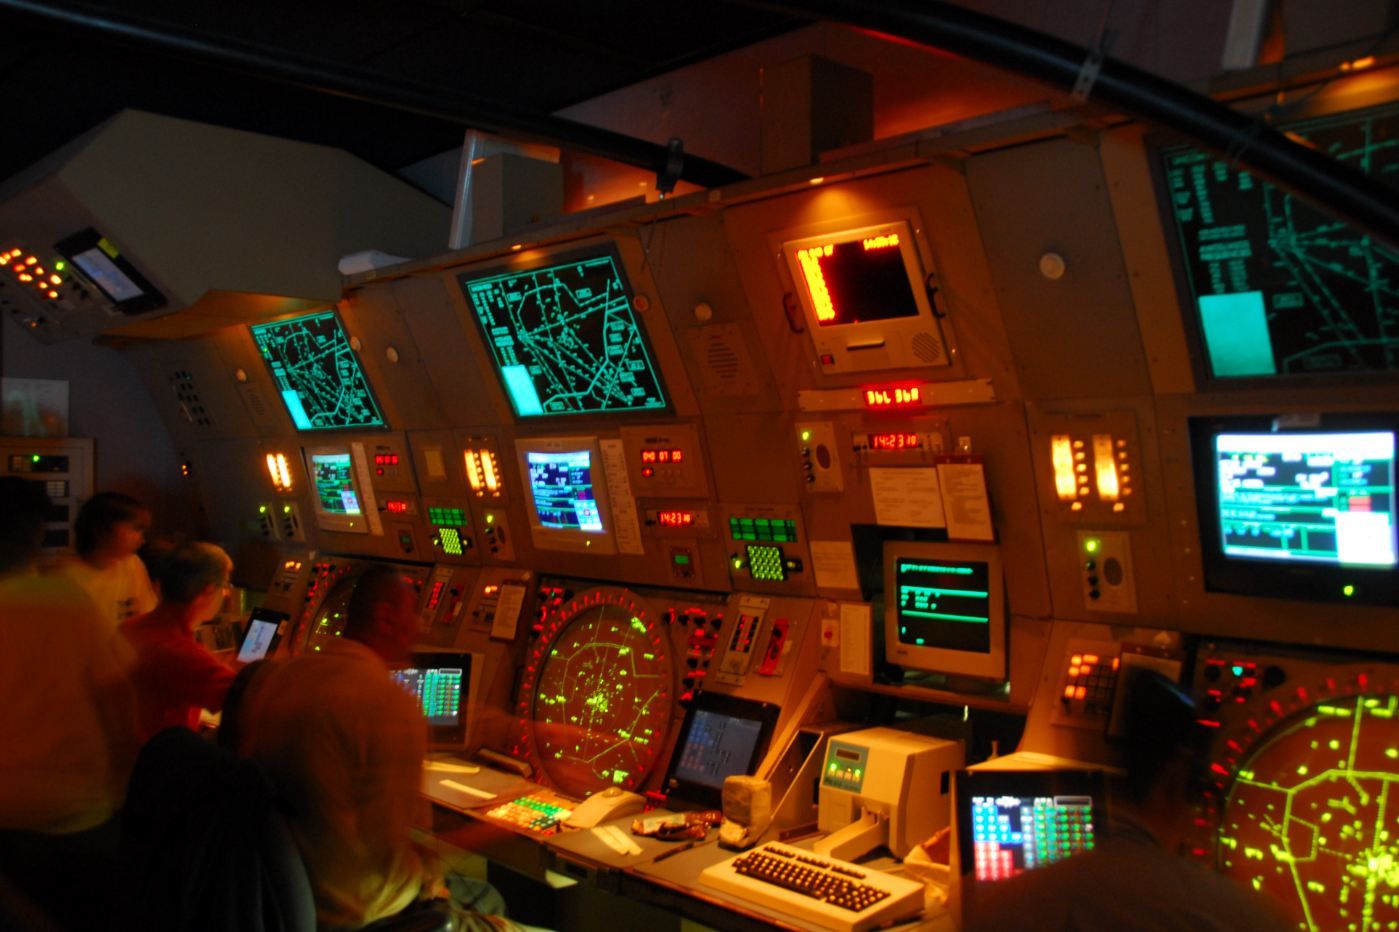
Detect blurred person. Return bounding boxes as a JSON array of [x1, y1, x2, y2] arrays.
[[237, 564, 529, 931], [54, 491, 158, 629], [964, 670, 1291, 932], [0, 477, 137, 929], [120, 542, 238, 744]]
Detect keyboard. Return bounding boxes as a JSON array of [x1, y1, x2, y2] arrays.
[[484, 793, 575, 835], [698, 841, 925, 932]]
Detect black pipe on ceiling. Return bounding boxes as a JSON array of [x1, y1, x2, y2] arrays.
[[0, 0, 751, 189], [749, 0, 1399, 254]]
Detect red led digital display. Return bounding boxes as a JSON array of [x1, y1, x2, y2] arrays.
[[374, 453, 400, 466], [657, 510, 695, 528], [863, 385, 922, 409], [384, 499, 409, 514], [640, 448, 684, 465], [868, 432, 921, 450]]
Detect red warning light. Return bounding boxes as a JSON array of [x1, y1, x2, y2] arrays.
[[863, 384, 923, 409]]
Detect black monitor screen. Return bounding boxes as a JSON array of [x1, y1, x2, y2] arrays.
[[1190, 414, 1399, 605], [457, 245, 668, 418], [390, 652, 472, 745], [1159, 103, 1399, 379], [250, 310, 386, 431], [892, 556, 992, 654], [662, 693, 779, 809], [792, 229, 921, 327], [956, 769, 1106, 884]]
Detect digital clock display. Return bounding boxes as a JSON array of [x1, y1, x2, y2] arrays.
[[868, 432, 921, 451], [657, 510, 695, 528]]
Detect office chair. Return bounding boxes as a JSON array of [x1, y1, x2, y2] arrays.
[[118, 727, 450, 932]]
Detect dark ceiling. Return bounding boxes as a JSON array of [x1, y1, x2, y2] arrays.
[[0, 0, 805, 187]]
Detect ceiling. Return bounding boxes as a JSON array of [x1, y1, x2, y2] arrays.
[[0, 0, 806, 189]]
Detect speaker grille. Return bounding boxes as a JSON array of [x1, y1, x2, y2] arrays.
[[911, 331, 948, 365], [169, 370, 213, 428]]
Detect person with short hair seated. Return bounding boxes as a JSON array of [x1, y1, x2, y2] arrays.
[[53, 490, 158, 629], [120, 542, 238, 743], [0, 477, 137, 930], [237, 564, 528, 931]]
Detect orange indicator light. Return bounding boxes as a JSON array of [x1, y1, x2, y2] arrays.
[[1051, 434, 1077, 501]]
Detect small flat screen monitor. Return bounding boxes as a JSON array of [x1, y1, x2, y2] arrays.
[[54, 228, 166, 315], [304, 446, 372, 534], [661, 692, 780, 809], [1190, 414, 1398, 605], [457, 243, 669, 419], [883, 540, 1007, 680], [780, 215, 951, 374], [1157, 103, 1399, 379], [390, 651, 478, 748], [955, 769, 1105, 891], [515, 436, 616, 554], [249, 310, 387, 431], [236, 608, 287, 663]]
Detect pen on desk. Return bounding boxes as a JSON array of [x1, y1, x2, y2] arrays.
[[651, 839, 700, 862]]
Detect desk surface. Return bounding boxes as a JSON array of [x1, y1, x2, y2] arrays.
[[421, 759, 952, 932]]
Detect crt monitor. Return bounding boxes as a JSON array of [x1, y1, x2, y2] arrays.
[[389, 651, 479, 748], [54, 227, 167, 315], [661, 692, 780, 810], [515, 436, 617, 555], [1156, 102, 1399, 379], [882, 540, 1007, 681], [456, 242, 669, 418], [779, 214, 951, 374], [249, 309, 387, 431], [303, 445, 375, 534], [236, 608, 288, 663], [1189, 414, 1398, 605]]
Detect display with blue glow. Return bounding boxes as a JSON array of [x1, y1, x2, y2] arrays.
[[527, 450, 604, 532], [310, 452, 361, 516], [250, 310, 386, 431], [1215, 431, 1397, 567], [1160, 104, 1399, 378], [458, 247, 668, 418]]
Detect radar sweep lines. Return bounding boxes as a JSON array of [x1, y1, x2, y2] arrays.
[[1218, 694, 1399, 931]]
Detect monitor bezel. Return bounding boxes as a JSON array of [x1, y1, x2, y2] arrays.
[[236, 607, 288, 663], [881, 539, 1007, 681], [954, 768, 1108, 886], [303, 444, 374, 535], [660, 691, 781, 810], [1188, 412, 1399, 606], [249, 308, 388, 433], [776, 210, 953, 375], [455, 240, 672, 421], [53, 227, 167, 315], [514, 435, 617, 555], [400, 649, 481, 749]]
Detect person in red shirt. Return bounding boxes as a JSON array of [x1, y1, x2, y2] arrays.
[[121, 542, 237, 742]]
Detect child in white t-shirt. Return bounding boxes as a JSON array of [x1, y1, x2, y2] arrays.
[[54, 492, 158, 630]]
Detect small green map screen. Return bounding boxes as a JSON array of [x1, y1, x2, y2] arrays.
[[458, 247, 668, 418], [250, 310, 386, 431], [1161, 104, 1399, 377]]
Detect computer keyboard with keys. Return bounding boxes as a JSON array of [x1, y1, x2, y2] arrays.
[[697, 841, 925, 932], [483, 793, 575, 835]]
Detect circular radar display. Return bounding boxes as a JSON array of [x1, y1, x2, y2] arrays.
[[516, 589, 674, 797], [1217, 693, 1399, 931], [304, 574, 356, 653]]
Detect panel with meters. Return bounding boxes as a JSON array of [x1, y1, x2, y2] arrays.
[[619, 423, 709, 497], [0, 438, 93, 556], [1028, 409, 1143, 524]]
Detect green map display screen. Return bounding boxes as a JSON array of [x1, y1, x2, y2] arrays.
[[1161, 104, 1399, 378], [250, 310, 386, 431], [458, 246, 668, 418]]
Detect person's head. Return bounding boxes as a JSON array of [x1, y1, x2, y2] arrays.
[[74, 491, 150, 561], [343, 564, 417, 664], [0, 477, 51, 574], [151, 542, 233, 624]]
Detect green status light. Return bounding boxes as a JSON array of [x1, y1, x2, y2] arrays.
[[54, 260, 65, 271], [1083, 537, 1101, 554], [1342, 584, 1355, 598], [31, 454, 40, 463]]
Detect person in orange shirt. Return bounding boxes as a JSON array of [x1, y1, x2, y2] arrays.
[[121, 542, 236, 743]]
